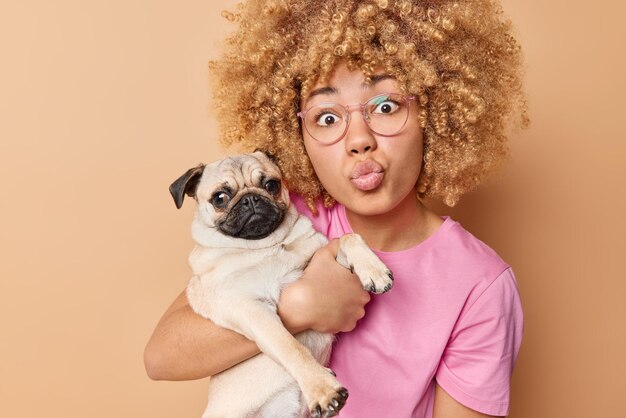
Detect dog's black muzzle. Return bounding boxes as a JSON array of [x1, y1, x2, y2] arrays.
[[218, 193, 285, 240]]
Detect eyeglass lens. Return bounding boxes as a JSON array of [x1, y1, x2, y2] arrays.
[[302, 93, 411, 143]]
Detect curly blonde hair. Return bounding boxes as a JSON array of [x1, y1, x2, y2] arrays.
[[209, 0, 527, 211]]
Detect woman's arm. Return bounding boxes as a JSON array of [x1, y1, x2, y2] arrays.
[[143, 239, 370, 381], [143, 289, 259, 381], [433, 384, 502, 418]]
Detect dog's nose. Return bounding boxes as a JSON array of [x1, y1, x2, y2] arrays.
[[241, 194, 260, 208]]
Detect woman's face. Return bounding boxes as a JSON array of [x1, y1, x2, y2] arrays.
[[300, 62, 424, 217]]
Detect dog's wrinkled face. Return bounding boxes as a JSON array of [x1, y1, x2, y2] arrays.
[[170, 151, 290, 241]]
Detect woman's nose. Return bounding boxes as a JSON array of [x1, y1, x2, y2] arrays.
[[344, 112, 377, 155]]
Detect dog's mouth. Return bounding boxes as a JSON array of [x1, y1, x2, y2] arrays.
[[217, 194, 285, 240]]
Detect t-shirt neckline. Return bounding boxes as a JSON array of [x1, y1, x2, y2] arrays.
[[338, 204, 455, 259]]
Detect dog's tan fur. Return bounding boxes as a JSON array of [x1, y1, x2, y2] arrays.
[[172, 152, 393, 418]]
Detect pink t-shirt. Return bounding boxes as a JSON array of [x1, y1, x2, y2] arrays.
[[291, 196, 523, 417]]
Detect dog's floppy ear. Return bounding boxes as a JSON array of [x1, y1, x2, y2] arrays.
[[253, 148, 279, 165], [169, 164, 205, 209]]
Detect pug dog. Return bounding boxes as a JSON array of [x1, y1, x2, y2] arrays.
[[169, 151, 393, 418]]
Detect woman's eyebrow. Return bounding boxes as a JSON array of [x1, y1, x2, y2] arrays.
[[307, 86, 337, 99], [369, 74, 394, 85], [306, 74, 394, 99]]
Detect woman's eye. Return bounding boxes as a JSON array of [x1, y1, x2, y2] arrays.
[[211, 192, 231, 208], [264, 179, 281, 194], [372, 100, 399, 114], [315, 112, 341, 127]]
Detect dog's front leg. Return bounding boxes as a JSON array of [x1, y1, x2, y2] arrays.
[[336, 233, 394, 294], [215, 296, 348, 418]]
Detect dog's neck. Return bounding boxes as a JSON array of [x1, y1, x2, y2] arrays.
[[191, 205, 300, 250]]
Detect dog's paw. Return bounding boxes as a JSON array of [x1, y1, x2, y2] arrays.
[[303, 371, 349, 418], [338, 234, 394, 294], [310, 387, 348, 418], [351, 256, 393, 294]]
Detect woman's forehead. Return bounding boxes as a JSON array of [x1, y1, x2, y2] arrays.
[[302, 71, 402, 105], [301, 74, 402, 109]]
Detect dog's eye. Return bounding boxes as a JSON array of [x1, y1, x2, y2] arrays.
[[211, 191, 231, 208], [264, 179, 281, 194]]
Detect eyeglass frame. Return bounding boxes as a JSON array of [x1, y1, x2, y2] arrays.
[[297, 93, 417, 145]]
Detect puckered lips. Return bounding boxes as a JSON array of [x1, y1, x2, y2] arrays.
[[350, 160, 384, 191]]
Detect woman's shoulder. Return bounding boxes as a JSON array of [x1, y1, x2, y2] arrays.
[[377, 215, 513, 295], [433, 217, 509, 269], [429, 217, 515, 301], [290, 192, 343, 238]]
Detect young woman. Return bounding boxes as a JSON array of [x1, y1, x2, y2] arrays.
[[145, 1, 527, 417]]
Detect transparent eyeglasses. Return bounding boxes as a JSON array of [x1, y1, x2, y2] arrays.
[[297, 93, 416, 144]]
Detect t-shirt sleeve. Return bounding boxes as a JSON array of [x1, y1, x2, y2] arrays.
[[435, 267, 524, 416], [289, 192, 331, 236]]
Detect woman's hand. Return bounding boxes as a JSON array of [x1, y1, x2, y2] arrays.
[[278, 239, 371, 334]]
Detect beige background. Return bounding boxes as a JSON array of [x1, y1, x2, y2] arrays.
[[1, 1, 624, 417]]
